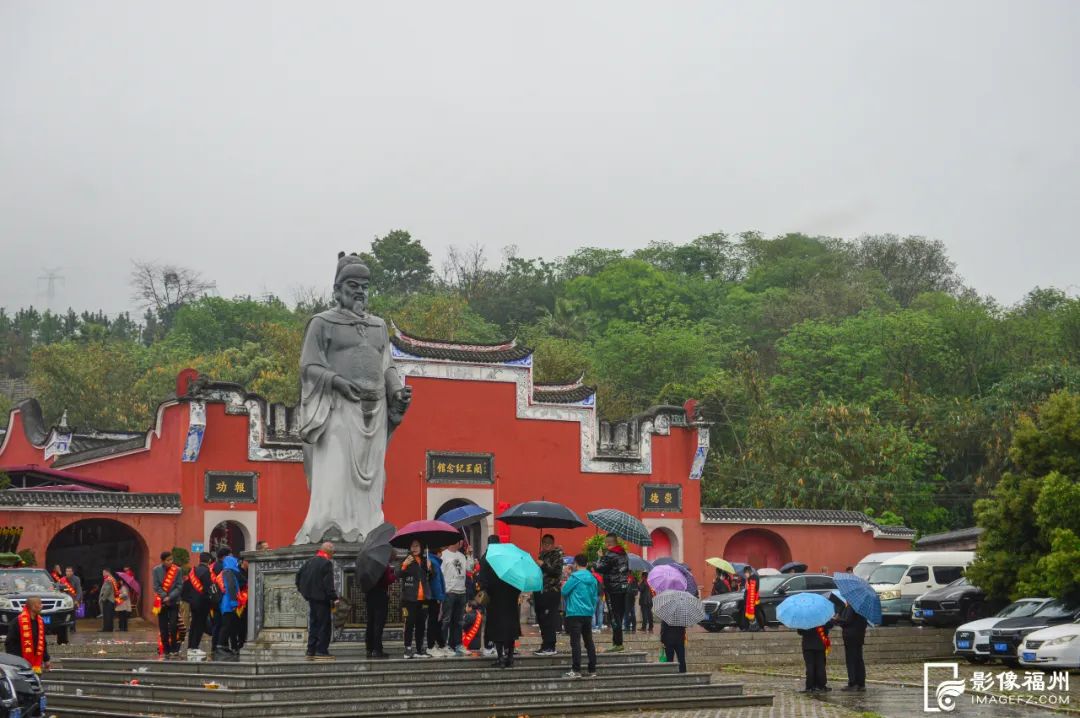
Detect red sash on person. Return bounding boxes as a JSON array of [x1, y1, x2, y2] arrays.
[[152, 564, 179, 615], [462, 611, 483, 647], [316, 550, 332, 561], [816, 626, 831, 655], [744, 579, 759, 621], [236, 587, 249, 616], [186, 568, 205, 594], [17, 608, 46, 673], [57, 576, 77, 597]]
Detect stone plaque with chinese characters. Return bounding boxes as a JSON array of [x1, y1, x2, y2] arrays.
[[261, 570, 309, 628], [426, 452, 494, 484], [641, 483, 682, 512], [205, 471, 258, 503]]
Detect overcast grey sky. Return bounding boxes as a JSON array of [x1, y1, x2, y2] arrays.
[[2, 1, 1078, 315]]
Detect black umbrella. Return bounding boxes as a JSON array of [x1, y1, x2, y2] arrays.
[[780, 561, 807, 574], [356, 522, 396, 593], [496, 500, 586, 529]]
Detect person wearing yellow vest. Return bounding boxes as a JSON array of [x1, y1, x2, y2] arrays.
[[5, 597, 50, 673], [396, 539, 433, 659], [152, 551, 183, 658]]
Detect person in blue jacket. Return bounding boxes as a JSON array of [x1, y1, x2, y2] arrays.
[[561, 553, 599, 678], [215, 555, 242, 657], [425, 548, 449, 656]]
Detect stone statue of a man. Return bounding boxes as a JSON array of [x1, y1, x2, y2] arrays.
[[293, 253, 412, 544]]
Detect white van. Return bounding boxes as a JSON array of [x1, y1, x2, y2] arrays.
[[852, 552, 905, 580], [866, 551, 975, 624]]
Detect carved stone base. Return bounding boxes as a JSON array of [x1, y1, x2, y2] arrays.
[[244, 544, 406, 647]]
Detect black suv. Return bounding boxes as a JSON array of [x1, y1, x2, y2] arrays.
[[989, 599, 1080, 667], [0, 568, 75, 638], [913, 577, 996, 627], [701, 573, 837, 630]]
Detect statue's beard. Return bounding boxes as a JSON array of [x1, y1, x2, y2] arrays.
[[337, 294, 367, 314]]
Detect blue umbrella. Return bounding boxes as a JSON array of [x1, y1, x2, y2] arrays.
[[437, 504, 491, 527], [833, 572, 883, 626], [628, 554, 653, 572], [776, 592, 836, 630], [485, 543, 543, 592]]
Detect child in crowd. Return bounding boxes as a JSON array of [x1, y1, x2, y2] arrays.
[[659, 620, 687, 673]]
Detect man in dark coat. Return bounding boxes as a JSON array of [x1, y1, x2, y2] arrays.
[[396, 539, 433, 658], [837, 602, 868, 690], [594, 534, 629, 651], [182, 552, 214, 652], [295, 541, 339, 660], [479, 536, 521, 668], [365, 566, 395, 658], [741, 566, 766, 632], [796, 621, 834, 693], [532, 533, 563, 656]]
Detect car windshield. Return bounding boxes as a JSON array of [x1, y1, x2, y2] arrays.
[[0, 569, 57, 593], [1033, 600, 1079, 620], [997, 600, 1045, 619], [945, 577, 969, 589], [758, 576, 787, 593], [868, 564, 907, 585], [852, 562, 879, 579]]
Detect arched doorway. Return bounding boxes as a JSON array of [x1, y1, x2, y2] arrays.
[[723, 528, 792, 569], [648, 527, 678, 561], [210, 520, 248, 554], [434, 498, 480, 551], [46, 519, 147, 620]]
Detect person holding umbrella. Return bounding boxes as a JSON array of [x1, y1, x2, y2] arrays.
[[533, 533, 564, 656], [594, 534, 630, 652], [478, 536, 525, 668], [398, 539, 434, 659], [836, 595, 868, 691], [639, 573, 654, 632], [777, 592, 837, 694]]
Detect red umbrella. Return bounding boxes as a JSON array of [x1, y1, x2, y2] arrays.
[[390, 520, 462, 549]]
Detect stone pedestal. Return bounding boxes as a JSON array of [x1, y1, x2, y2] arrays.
[[243, 544, 404, 649]]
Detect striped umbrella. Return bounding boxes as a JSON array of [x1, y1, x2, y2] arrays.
[[587, 509, 652, 546], [652, 590, 707, 628]]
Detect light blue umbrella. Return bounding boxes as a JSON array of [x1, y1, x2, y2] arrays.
[[485, 543, 543, 592], [776, 592, 836, 630], [833, 572, 883, 626]]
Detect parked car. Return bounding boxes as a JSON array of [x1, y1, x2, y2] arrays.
[[0, 653, 47, 717], [954, 597, 1053, 663], [851, 552, 905, 581], [1019, 617, 1080, 670], [700, 573, 836, 630], [989, 599, 1080, 667], [913, 577, 996, 627], [868, 551, 974, 624], [0, 568, 75, 637]]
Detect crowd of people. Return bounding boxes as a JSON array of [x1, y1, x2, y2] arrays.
[[295, 532, 680, 679]]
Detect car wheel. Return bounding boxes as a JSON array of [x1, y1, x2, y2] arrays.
[[963, 601, 981, 622], [1003, 659, 1020, 668], [703, 625, 724, 633], [965, 655, 990, 665], [882, 616, 897, 626]]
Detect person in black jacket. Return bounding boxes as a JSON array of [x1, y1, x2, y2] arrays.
[[837, 602, 868, 690], [639, 573, 654, 632], [182, 552, 214, 652], [397, 539, 433, 659], [478, 536, 521, 668], [295, 541, 339, 660], [796, 621, 834, 693], [532, 534, 563, 655], [365, 565, 395, 659], [594, 535, 629, 651]]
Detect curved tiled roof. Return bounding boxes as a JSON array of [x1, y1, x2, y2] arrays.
[[701, 507, 915, 538], [0, 490, 181, 513], [915, 526, 983, 547], [533, 374, 596, 404], [389, 324, 533, 364]]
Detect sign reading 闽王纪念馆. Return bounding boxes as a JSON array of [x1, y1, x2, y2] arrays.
[[205, 471, 258, 503], [426, 452, 494, 484], [642, 484, 682, 512]]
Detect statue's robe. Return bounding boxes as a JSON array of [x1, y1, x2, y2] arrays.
[[294, 307, 404, 544]]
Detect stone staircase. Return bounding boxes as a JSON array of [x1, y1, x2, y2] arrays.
[[44, 653, 773, 717]]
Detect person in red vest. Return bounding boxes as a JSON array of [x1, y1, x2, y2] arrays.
[[152, 551, 183, 658], [51, 565, 77, 644], [183, 552, 214, 652], [5, 596, 50, 673]]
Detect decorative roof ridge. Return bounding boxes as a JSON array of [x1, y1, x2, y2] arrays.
[[390, 320, 521, 352], [700, 506, 916, 538]]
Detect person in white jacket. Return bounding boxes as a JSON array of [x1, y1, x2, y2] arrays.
[[440, 539, 475, 656]]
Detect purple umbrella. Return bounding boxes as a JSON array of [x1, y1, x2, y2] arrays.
[[647, 564, 688, 593], [390, 520, 462, 549], [117, 568, 140, 596]]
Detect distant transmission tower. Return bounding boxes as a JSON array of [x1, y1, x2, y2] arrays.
[[38, 267, 65, 311]]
